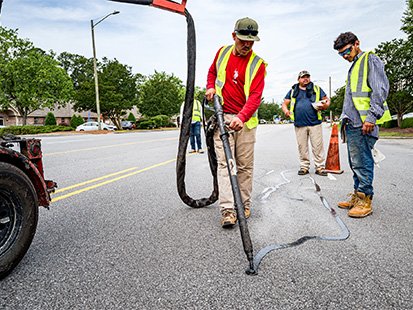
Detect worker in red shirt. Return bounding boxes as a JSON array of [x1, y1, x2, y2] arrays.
[[205, 17, 267, 228]]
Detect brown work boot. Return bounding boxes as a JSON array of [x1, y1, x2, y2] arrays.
[[338, 190, 359, 209], [221, 212, 236, 228], [244, 206, 250, 219], [347, 192, 373, 218]]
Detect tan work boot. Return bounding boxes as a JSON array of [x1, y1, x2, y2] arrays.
[[245, 206, 250, 219], [347, 192, 373, 218], [338, 190, 359, 209], [221, 212, 236, 228]]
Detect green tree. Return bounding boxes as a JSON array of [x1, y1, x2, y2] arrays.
[[70, 114, 84, 128], [0, 27, 73, 125], [74, 58, 140, 129], [401, 0, 413, 40], [375, 39, 413, 126], [58, 52, 94, 91], [258, 99, 282, 121], [77, 115, 85, 126], [45, 112, 57, 125], [325, 85, 345, 120], [127, 112, 136, 122], [138, 71, 184, 117], [373, 1, 413, 126]]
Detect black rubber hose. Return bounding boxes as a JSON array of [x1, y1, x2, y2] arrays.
[[108, 1, 218, 207], [176, 10, 218, 208]]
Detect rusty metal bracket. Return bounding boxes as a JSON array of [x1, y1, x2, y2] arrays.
[[109, 0, 187, 16]]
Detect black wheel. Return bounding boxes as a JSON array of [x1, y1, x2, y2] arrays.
[[0, 162, 38, 279]]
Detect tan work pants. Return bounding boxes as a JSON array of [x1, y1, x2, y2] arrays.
[[214, 114, 257, 215], [294, 123, 325, 170]]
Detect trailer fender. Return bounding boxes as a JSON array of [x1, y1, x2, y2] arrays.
[[0, 148, 52, 208]]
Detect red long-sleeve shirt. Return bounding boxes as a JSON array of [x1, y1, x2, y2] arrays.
[[207, 46, 266, 123]]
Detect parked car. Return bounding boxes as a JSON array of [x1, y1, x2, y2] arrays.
[[121, 121, 135, 130], [75, 122, 116, 131]]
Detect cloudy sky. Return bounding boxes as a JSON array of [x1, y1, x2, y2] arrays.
[[0, 0, 408, 103]]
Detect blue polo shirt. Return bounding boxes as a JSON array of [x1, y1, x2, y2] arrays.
[[285, 87, 326, 127]]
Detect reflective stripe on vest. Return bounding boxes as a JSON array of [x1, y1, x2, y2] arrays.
[[215, 45, 267, 129], [348, 51, 391, 125], [289, 85, 321, 121], [192, 100, 202, 122]]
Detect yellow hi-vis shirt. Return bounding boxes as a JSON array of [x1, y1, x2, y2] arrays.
[[347, 51, 391, 125], [214, 45, 267, 129]]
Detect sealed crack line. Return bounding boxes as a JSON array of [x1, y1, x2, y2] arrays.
[[261, 170, 306, 202], [253, 171, 350, 274]]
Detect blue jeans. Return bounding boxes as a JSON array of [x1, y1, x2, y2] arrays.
[[190, 121, 202, 150], [345, 123, 377, 196]]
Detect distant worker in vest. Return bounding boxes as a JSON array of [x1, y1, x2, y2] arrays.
[[333, 32, 391, 218], [205, 17, 266, 228], [180, 99, 204, 153], [281, 70, 331, 176]]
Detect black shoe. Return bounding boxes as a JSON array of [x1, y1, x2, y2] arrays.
[[298, 169, 309, 175]]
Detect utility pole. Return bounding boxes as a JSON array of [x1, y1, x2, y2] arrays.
[[329, 76, 332, 124], [91, 10, 120, 130]]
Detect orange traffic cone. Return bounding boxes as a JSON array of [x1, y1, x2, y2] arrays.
[[325, 123, 344, 174]]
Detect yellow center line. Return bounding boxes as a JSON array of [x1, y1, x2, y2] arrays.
[[51, 152, 198, 203], [44, 137, 178, 156], [53, 167, 139, 194]]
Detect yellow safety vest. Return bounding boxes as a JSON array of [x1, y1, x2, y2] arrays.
[[289, 85, 322, 121], [192, 100, 202, 122], [214, 45, 267, 129], [347, 51, 391, 125]]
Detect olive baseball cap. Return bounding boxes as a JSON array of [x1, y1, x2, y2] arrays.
[[234, 17, 260, 41], [298, 70, 310, 78]]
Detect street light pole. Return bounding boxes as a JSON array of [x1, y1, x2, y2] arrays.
[[91, 10, 120, 130]]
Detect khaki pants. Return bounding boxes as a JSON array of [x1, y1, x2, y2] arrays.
[[294, 123, 325, 170], [214, 114, 257, 215]]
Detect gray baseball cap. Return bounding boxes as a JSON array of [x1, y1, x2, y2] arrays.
[[298, 70, 311, 78]]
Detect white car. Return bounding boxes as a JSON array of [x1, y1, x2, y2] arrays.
[[391, 113, 413, 120], [75, 122, 117, 131], [403, 112, 413, 120]]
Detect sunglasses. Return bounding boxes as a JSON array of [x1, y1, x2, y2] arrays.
[[235, 29, 259, 36], [338, 44, 354, 57]]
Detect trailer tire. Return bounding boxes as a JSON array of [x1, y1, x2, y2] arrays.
[[0, 162, 38, 279]]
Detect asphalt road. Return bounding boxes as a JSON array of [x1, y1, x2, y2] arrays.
[[1, 124, 412, 309]]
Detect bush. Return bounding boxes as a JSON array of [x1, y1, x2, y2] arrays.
[[45, 112, 57, 126], [70, 115, 78, 128], [0, 125, 74, 136], [400, 117, 413, 129], [150, 115, 170, 127], [127, 112, 137, 123], [382, 119, 398, 128], [167, 122, 177, 127], [70, 114, 85, 128], [138, 120, 155, 129], [78, 115, 85, 125], [150, 116, 163, 128], [160, 115, 170, 127]]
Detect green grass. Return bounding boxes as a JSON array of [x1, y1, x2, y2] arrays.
[[328, 122, 413, 138], [379, 132, 413, 137]]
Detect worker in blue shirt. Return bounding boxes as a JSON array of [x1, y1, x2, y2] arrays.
[[282, 70, 330, 176]]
